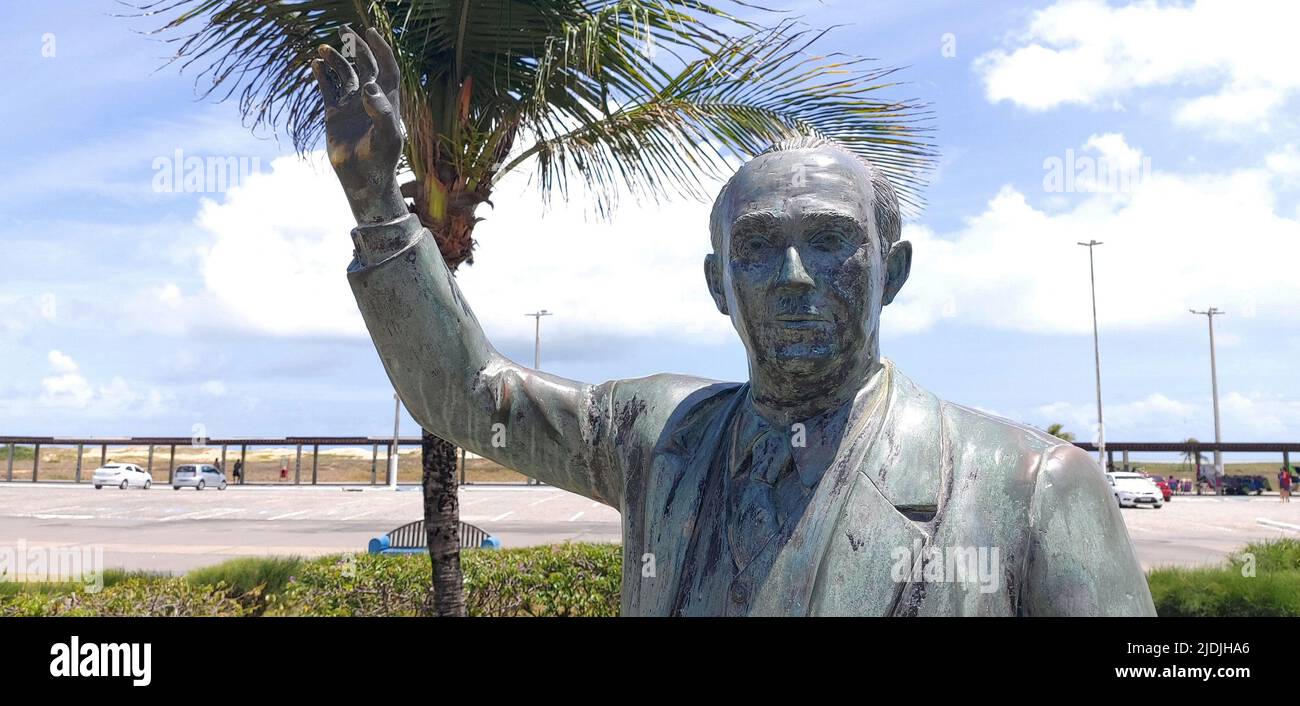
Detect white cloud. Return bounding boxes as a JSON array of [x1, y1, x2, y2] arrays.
[[195, 154, 363, 338], [975, 0, 1300, 135], [192, 152, 733, 347], [12, 351, 169, 417], [47, 350, 78, 373], [0, 293, 57, 338], [884, 134, 1300, 335], [1034, 390, 1300, 442], [191, 137, 1298, 347], [200, 380, 227, 397]]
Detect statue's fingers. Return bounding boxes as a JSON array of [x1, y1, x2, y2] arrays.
[[364, 27, 401, 93], [318, 44, 358, 96], [341, 26, 378, 85], [311, 59, 340, 106], [362, 81, 402, 146]]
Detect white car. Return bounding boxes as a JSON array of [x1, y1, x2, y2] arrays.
[[172, 464, 228, 491], [92, 463, 152, 490], [1107, 472, 1163, 509]]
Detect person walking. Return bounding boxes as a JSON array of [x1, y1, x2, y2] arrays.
[[1279, 467, 1292, 503], [232, 459, 243, 484]]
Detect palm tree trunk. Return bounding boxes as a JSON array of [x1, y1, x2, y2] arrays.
[[421, 428, 466, 617], [409, 185, 478, 617]]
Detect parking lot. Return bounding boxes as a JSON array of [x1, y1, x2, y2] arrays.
[[0, 483, 621, 574], [0, 483, 1295, 575]]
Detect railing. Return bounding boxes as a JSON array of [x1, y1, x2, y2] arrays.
[[1072, 441, 1299, 473], [0, 436, 523, 486]]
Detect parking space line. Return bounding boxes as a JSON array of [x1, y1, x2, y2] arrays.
[[568, 511, 585, 522], [490, 510, 515, 521], [268, 510, 309, 521], [1256, 518, 1300, 533]]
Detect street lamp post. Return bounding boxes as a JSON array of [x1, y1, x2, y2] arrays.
[[1190, 308, 1225, 491], [389, 392, 400, 490], [524, 310, 552, 485], [525, 310, 552, 369], [1077, 240, 1106, 469]]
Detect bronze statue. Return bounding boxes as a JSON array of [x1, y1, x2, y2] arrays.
[[314, 29, 1156, 616]]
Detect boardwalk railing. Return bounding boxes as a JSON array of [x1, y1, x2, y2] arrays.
[[0, 435, 516, 486], [1073, 441, 1300, 473]]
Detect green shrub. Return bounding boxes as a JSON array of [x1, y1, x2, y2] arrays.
[[1149, 539, 1300, 617], [273, 542, 622, 617], [0, 577, 253, 617], [186, 556, 304, 599], [0, 568, 167, 597]]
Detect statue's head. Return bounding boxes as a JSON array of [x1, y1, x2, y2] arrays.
[[704, 137, 911, 387]]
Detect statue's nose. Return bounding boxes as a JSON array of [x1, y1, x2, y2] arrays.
[[776, 246, 814, 289]]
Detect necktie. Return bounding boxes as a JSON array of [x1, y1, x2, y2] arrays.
[[728, 425, 793, 571]]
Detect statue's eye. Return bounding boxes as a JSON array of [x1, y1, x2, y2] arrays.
[[736, 233, 773, 258], [810, 229, 850, 251]]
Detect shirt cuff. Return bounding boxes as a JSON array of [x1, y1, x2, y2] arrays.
[[350, 213, 424, 267]]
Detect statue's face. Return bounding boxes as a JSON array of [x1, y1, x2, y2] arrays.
[[706, 148, 908, 378]]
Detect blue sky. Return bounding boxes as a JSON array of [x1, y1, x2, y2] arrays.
[[2, 0, 1297, 459]]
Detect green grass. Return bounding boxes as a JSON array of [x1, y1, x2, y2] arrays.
[[4, 445, 35, 461], [1148, 539, 1300, 617], [185, 555, 304, 598], [0, 568, 165, 596]]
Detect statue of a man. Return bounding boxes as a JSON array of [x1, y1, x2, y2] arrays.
[[314, 30, 1156, 616]]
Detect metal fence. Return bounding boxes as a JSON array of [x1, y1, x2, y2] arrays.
[[2, 436, 1294, 485], [1074, 441, 1300, 473], [0, 436, 518, 486]]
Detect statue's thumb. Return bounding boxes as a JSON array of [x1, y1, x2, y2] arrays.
[[362, 82, 399, 142]]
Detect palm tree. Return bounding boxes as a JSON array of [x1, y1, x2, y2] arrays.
[[137, 0, 935, 616], [1181, 437, 1204, 474], [1045, 423, 1075, 442]]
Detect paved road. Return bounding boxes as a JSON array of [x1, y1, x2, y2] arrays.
[[0, 483, 620, 575], [0, 483, 1296, 575], [1123, 494, 1300, 570]]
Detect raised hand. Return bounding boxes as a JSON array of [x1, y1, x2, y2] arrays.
[[312, 27, 408, 224]]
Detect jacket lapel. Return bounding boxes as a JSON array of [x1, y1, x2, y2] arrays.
[[812, 362, 946, 616], [744, 364, 894, 615], [744, 360, 946, 616]]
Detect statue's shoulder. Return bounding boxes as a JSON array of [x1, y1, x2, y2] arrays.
[[597, 373, 743, 452], [929, 387, 1099, 506], [886, 363, 1080, 491]]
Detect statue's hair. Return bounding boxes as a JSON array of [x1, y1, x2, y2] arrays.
[[708, 136, 902, 259]]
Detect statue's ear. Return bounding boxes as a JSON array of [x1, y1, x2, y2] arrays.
[[882, 240, 912, 306], [704, 253, 729, 315]]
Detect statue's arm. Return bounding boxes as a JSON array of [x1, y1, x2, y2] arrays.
[[313, 28, 626, 504], [347, 218, 623, 505], [1021, 445, 1157, 616]]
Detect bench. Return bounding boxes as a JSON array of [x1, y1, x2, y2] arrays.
[[368, 519, 501, 554]]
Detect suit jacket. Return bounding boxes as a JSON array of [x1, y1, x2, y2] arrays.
[[348, 218, 1156, 617]]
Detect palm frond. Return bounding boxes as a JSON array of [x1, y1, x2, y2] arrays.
[[508, 20, 935, 216], [132, 0, 936, 225]]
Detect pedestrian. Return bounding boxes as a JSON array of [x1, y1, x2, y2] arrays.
[[1279, 467, 1292, 503], [279, 460, 288, 482], [232, 459, 243, 483]]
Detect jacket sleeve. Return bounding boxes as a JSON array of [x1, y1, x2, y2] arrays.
[[346, 215, 623, 507], [1021, 444, 1158, 616]]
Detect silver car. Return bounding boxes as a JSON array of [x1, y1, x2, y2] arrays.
[[92, 463, 152, 490], [172, 464, 228, 491]]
